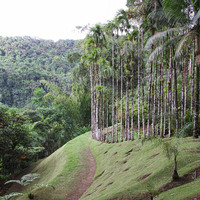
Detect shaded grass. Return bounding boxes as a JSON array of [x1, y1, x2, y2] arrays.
[[17, 132, 92, 200]]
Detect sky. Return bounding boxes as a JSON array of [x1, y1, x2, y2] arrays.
[[0, 0, 127, 41]]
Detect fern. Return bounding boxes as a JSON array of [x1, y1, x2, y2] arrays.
[[177, 122, 193, 138], [0, 192, 23, 200], [5, 173, 40, 186]]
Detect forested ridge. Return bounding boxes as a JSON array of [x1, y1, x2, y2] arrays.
[[0, 36, 77, 107]]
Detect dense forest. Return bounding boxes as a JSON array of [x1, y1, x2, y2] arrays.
[[0, 0, 200, 198], [0, 37, 91, 180], [0, 37, 77, 107]]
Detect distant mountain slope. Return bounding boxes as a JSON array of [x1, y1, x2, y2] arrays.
[[0, 36, 80, 107]]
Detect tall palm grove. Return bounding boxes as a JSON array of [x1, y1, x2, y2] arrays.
[[81, 0, 200, 142]]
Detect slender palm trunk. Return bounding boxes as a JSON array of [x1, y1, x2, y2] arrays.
[[147, 63, 153, 136], [141, 29, 145, 138], [106, 94, 109, 143], [163, 67, 168, 136], [125, 71, 129, 140], [193, 35, 200, 139], [102, 79, 105, 141], [138, 30, 141, 139], [157, 62, 161, 136], [181, 62, 185, 128], [191, 41, 195, 117], [152, 60, 157, 136], [131, 67, 134, 141], [90, 64, 96, 139], [116, 54, 119, 143], [99, 65, 103, 141], [112, 37, 115, 143], [95, 65, 99, 140], [174, 61, 179, 133], [168, 47, 172, 137], [160, 63, 164, 137], [184, 47, 189, 121], [120, 54, 124, 142]]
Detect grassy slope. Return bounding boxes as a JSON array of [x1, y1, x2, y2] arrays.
[[18, 133, 91, 200], [82, 136, 200, 200], [16, 132, 200, 200]]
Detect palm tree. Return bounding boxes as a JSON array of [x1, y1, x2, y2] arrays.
[[145, 0, 200, 138]]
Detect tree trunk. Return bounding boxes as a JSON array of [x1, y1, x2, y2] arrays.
[[120, 53, 124, 142], [163, 67, 168, 136], [160, 47, 164, 137], [181, 61, 185, 128], [95, 65, 99, 140], [191, 40, 195, 118], [131, 67, 134, 141], [138, 30, 141, 139], [106, 96, 109, 143], [147, 63, 153, 136], [102, 79, 105, 141], [174, 61, 179, 133], [112, 37, 115, 143], [141, 29, 145, 138], [125, 72, 129, 140], [152, 60, 157, 136], [193, 35, 200, 139], [116, 52, 119, 143], [172, 155, 179, 180], [184, 47, 189, 122], [168, 47, 172, 137], [90, 64, 96, 139]]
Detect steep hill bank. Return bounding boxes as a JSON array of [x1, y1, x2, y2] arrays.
[[4, 133, 200, 200]]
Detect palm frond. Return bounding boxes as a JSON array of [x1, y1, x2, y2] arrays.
[[145, 27, 185, 50], [147, 45, 164, 64], [175, 30, 196, 58], [177, 122, 193, 138], [147, 36, 181, 63]]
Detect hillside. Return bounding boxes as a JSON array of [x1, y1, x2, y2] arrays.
[[0, 36, 79, 107], [4, 132, 200, 200]]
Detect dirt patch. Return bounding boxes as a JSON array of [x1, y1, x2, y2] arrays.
[[158, 166, 200, 195], [96, 184, 102, 188], [138, 173, 152, 181], [192, 140, 200, 142], [123, 168, 130, 172], [183, 193, 200, 200], [107, 182, 113, 186], [65, 148, 96, 200], [95, 170, 105, 180], [125, 149, 133, 155], [151, 153, 160, 158]]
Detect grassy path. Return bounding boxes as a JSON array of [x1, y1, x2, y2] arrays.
[[65, 148, 96, 200]]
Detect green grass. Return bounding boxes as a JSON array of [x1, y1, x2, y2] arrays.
[[14, 132, 200, 200], [18, 132, 92, 200], [81, 136, 200, 200]]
